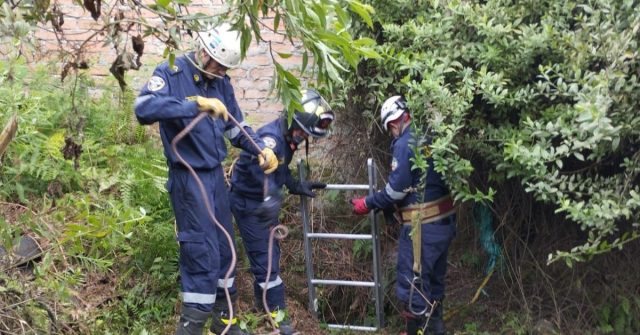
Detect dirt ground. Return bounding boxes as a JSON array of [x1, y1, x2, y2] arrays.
[[230, 226, 505, 335]]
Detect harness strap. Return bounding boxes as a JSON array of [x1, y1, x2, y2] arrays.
[[401, 195, 455, 226], [411, 217, 422, 274]]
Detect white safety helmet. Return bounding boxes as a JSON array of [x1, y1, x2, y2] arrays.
[[380, 95, 408, 131], [198, 23, 242, 69]]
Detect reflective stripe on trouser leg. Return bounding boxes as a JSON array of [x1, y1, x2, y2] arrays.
[[230, 194, 286, 310], [170, 167, 228, 311]]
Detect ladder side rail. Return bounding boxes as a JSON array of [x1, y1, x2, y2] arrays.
[[298, 159, 318, 317], [299, 158, 384, 331], [368, 158, 385, 329]]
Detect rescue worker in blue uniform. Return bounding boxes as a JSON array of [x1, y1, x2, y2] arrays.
[[229, 89, 334, 334], [350, 96, 456, 335], [134, 23, 278, 335]]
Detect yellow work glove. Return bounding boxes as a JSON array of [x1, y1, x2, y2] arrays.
[[258, 147, 278, 174], [196, 96, 229, 121]]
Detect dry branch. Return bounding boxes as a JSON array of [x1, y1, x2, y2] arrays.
[[0, 113, 18, 157]]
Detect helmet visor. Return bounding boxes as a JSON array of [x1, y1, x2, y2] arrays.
[[310, 112, 334, 137]]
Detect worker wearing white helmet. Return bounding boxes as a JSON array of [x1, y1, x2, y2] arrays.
[[135, 22, 278, 335], [351, 95, 456, 335], [197, 23, 242, 77]]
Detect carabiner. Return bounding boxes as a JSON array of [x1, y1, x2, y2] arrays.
[[407, 275, 429, 316]]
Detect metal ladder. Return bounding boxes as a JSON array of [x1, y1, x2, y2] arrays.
[[298, 158, 384, 331]]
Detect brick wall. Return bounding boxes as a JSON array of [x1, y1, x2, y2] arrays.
[[35, 0, 307, 125]]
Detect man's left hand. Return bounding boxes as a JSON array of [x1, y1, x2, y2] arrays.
[[289, 181, 326, 198], [350, 197, 370, 215]]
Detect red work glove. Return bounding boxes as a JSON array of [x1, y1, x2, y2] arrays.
[[350, 197, 370, 215]]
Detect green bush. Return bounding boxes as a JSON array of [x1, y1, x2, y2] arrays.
[[0, 59, 177, 333], [346, 0, 640, 265]]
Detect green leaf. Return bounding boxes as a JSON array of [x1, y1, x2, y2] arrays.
[[301, 51, 308, 73], [334, 3, 349, 27], [576, 111, 592, 123], [347, 0, 374, 28], [273, 12, 281, 31], [241, 25, 252, 59], [352, 37, 376, 47], [156, 0, 171, 9], [169, 52, 176, 68]]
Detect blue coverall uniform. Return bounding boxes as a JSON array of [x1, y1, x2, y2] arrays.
[[229, 117, 296, 311], [365, 126, 456, 312], [134, 53, 264, 312]]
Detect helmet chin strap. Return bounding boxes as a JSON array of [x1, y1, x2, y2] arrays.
[[187, 51, 224, 80]]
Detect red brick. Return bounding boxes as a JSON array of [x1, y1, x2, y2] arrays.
[[238, 99, 259, 112], [244, 54, 272, 66], [228, 68, 248, 79], [245, 111, 279, 125], [259, 100, 284, 113], [271, 41, 299, 54], [34, 29, 59, 41], [249, 67, 275, 79], [244, 88, 267, 99], [236, 79, 272, 90], [65, 29, 100, 42]]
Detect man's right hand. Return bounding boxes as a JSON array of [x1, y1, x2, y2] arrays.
[[196, 96, 229, 121], [350, 197, 370, 215], [258, 147, 278, 174]]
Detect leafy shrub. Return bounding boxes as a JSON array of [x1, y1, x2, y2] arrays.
[[347, 0, 640, 267]]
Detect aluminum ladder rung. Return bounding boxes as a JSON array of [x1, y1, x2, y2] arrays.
[[307, 233, 372, 240], [325, 184, 369, 191], [300, 158, 384, 331], [311, 279, 375, 287], [327, 324, 378, 332]]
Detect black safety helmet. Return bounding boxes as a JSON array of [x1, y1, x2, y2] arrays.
[[289, 89, 335, 138]]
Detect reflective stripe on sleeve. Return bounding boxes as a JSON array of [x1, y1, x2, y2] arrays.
[[385, 183, 407, 200], [134, 95, 152, 108], [224, 121, 247, 139]]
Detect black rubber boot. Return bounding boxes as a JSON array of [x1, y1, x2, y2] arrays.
[[428, 302, 445, 335], [401, 310, 426, 335], [176, 305, 210, 335], [269, 310, 296, 335], [209, 296, 252, 335]]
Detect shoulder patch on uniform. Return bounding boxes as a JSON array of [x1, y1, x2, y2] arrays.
[[147, 76, 165, 92], [391, 157, 399, 171], [263, 136, 277, 149]]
